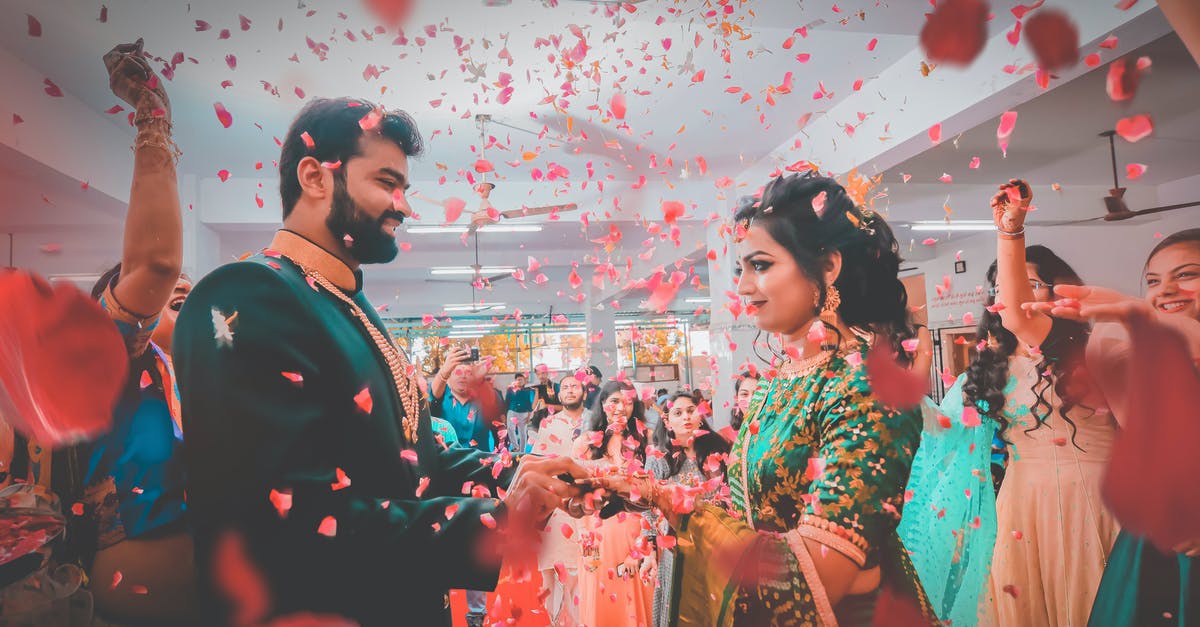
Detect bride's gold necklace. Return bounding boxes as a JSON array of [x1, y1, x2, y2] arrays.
[[778, 343, 841, 378]]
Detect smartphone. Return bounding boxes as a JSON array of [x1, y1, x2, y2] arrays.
[[467, 347, 480, 362]]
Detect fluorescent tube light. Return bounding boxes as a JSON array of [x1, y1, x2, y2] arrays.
[[430, 266, 516, 275], [406, 225, 543, 234], [443, 303, 506, 312], [684, 297, 711, 304], [908, 221, 996, 232]]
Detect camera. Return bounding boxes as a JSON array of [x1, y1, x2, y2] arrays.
[[466, 347, 480, 362]]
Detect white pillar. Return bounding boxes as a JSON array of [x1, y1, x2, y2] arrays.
[[705, 218, 760, 430]]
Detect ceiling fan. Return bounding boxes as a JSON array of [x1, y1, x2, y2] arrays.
[[412, 114, 579, 234], [1016, 130, 1200, 228], [1096, 129, 1200, 222], [425, 223, 514, 297]]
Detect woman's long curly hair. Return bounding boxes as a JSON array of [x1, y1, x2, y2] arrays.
[[652, 391, 731, 479], [962, 262, 1018, 443], [969, 248, 1092, 447], [582, 380, 649, 466], [733, 172, 916, 365]]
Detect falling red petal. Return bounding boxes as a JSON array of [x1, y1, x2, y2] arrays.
[[920, 0, 989, 66], [865, 341, 928, 410], [213, 102, 233, 128], [27, 14, 42, 37], [0, 271, 126, 445], [354, 386, 373, 414], [1024, 10, 1079, 71], [1106, 58, 1141, 101], [212, 531, 272, 626], [928, 123, 942, 144], [1115, 114, 1153, 142], [610, 92, 627, 120]]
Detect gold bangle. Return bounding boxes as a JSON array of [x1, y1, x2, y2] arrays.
[[132, 133, 182, 163]]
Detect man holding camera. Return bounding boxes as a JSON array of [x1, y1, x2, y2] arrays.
[[430, 346, 503, 454], [429, 346, 507, 627]]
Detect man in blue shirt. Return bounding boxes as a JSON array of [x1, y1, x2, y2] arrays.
[[428, 346, 505, 627], [504, 372, 535, 452], [430, 347, 502, 453]]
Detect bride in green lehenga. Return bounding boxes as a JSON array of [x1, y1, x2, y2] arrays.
[[596, 172, 938, 626]]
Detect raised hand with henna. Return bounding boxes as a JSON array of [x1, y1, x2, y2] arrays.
[[103, 38, 171, 124], [990, 178, 1032, 234]]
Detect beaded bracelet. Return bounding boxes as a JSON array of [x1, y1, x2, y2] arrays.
[[997, 226, 1025, 240]]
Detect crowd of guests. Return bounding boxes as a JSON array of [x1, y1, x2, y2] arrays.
[[1, 38, 1197, 627]]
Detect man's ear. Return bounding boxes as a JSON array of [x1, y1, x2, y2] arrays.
[[296, 155, 332, 201]]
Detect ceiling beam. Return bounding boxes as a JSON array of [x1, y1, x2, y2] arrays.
[[736, 1, 1168, 183]]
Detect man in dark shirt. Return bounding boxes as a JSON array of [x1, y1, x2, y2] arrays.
[[530, 365, 561, 428], [174, 98, 586, 626], [583, 365, 603, 410], [504, 372, 535, 452]]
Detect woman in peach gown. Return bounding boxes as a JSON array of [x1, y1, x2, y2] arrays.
[[989, 180, 1120, 626], [572, 381, 653, 627]]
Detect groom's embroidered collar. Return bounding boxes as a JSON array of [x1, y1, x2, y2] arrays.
[[267, 229, 362, 293]]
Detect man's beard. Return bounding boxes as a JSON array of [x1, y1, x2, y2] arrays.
[[326, 173, 404, 265], [561, 400, 583, 411]]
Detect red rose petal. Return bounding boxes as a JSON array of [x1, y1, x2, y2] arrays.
[[920, 0, 989, 66], [1125, 163, 1147, 180], [928, 123, 942, 144], [27, 14, 42, 37], [213, 102, 233, 128], [1115, 114, 1153, 143], [43, 79, 63, 98], [317, 516, 337, 537], [0, 271, 126, 445], [269, 489, 292, 518], [354, 386, 373, 414], [865, 341, 928, 410], [1025, 10, 1079, 71], [364, 0, 416, 26], [1106, 58, 1141, 101], [443, 197, 466, 223], [610, 92, 627, 120]]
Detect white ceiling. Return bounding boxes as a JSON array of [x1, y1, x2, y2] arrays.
[[1, 0, 1195, 318]]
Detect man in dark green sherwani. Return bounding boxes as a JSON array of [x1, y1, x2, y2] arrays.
[[173, 98, 586, 626]]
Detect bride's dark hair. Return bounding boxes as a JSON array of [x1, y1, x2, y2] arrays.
[[733, 171, 914, 361]]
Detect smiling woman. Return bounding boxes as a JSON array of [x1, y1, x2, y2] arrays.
[[596, 172, 936, 626]]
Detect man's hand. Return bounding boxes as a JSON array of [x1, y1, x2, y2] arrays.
[[503, 455, 588, 527], [103, 39, 170, 123], [435, 347, 472, 386]]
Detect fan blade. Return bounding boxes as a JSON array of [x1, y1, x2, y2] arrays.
[[408, 190, 446, 207], [1026, 217, 1106, 226], [1127, 200, 1200, 218], [486, 272, 513, 282], [500, 203, 579, 219]]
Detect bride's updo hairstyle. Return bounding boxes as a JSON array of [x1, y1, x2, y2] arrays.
[[733, 171, 915, 362]]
